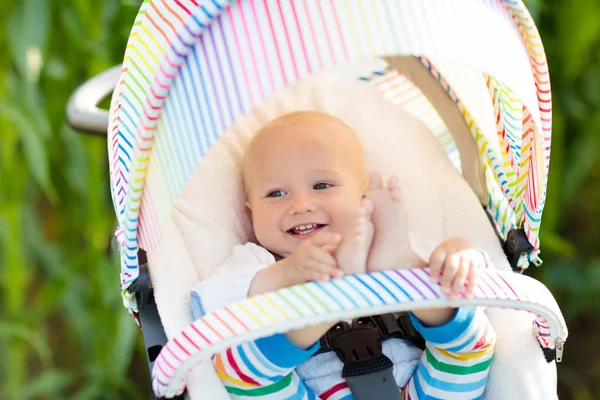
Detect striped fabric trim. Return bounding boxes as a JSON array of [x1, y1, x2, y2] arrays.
[[359, 65, 462, 171], [484, 72, 544, 265], [108, 0, 553, 311], [503, 0, 552, 259], [150, 268, 567, 397]]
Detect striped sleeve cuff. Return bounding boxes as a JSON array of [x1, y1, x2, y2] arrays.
[[409, 307, 477, 345], [255, 333, 320, 369]]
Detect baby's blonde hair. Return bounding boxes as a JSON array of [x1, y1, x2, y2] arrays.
[[243, 110, 366, 196], [258, 110, 354, 132]]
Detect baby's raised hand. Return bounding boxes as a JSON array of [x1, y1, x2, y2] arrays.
[[428, 238, 489, 300], [288, 232, 344, 283]]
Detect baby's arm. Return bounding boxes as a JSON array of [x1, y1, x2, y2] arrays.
[[403, 307, 496, 399], [249, 232, 343, 296], [249, 232, 344, 349], [429, 237, 489, 300], [412, 237, 489, 326], [213, 333, 319, 397]]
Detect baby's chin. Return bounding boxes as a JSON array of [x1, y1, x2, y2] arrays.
[[256, 240, 291, 259], [262, 239, 305, 259], [267, 248, 289, 260]]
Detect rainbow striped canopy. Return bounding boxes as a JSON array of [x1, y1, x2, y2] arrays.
[[108, 0, 551, 312]]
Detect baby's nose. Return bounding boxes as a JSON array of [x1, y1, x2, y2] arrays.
[[288, 196, 317, 215]]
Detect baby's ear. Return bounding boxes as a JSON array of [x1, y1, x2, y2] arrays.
[[245, 201, 253, 217]]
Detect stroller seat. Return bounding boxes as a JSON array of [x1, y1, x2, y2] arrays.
[[59, 1, 568, 398], [145, 67, 561, 399]]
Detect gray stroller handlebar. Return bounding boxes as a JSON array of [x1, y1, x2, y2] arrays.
[[66, 65, 121, 135]]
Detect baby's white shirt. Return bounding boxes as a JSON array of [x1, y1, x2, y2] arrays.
[[190, 242, 275, 319], [190, 233, 434, 319]]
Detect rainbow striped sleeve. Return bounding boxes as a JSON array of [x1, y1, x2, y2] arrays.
[[403, 307, 496, 400], [213, 333, 319, 399]]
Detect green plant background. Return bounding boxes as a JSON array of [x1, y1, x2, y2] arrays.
[[0, 0, 598, 399]]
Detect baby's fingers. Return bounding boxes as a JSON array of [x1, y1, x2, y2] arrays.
[[321, 243, 340, 255], [308, 246, 338, 267], [440, 253, 460, 293], [450, 258, 470, 300], [429, 247, 446, 284], [463, 250, 485, 298], [308, 232, 342, 247], [305, 268, 331, 281], [304, 254, 344, 280], [465, 265, 478, 299], [308, 263, 344, 280]]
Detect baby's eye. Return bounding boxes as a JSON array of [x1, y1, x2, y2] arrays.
[[313, 182, 331, 190], [267, 190, 286, 198]]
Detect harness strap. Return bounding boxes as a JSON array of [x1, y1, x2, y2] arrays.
[[317, 313, 425, 354], [345, 369, 402, 400], [314, 314, 423, 399]]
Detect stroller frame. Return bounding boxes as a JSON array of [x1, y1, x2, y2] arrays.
[[66, 0, 566, 398], [67, 58, 548, 400]]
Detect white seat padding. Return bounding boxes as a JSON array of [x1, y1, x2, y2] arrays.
[[147, 71, 556, 399]]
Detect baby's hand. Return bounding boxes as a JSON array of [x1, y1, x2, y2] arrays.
[[288, 232, 344, 283], [428, 238, 489, 300]]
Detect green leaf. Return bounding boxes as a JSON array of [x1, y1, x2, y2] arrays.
[[0, 321, 52, 365], [0, 102, 57, 201], [43, 55, 69, 81], [21, 370, 72, 400], [112, 309, 138, 378], [6, 0, 49, 83], [556, 0, 600, 80], [60, 125, 89, 195], [539, 231, 576, 257], [71, 384, 104, 400], [562, 129, 600, 207], [523, 0, 543, 22]]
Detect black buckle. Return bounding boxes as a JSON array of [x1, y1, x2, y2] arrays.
[[377, 313, 426, 351], [325, 318, 401, 400], [318, 313, 426, 355], [314, 315, 422, 399], [374, 313, 403, 337], [503, 228, 533, 272], [128, 262, 154, 309], [325, 318, 393, 377]]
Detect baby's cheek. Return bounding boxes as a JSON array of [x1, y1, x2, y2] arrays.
[[333, 205, 358, 232], [253, 216, 284, 251], [253, 220, 272, 242], [250, 214, 267, 241]]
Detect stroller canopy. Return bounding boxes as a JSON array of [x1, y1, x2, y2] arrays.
[[108, 0, 551, 312]]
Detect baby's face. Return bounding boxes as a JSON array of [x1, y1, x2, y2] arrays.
[[244, 114, 366, 257]]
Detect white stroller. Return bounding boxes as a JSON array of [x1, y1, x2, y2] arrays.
[[67, 1, 567, 399]]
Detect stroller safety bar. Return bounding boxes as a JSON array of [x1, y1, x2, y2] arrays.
[[66, 65, 121, 135], [150, 268, 568, 398]]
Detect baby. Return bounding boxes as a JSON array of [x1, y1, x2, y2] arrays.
[[191, 111, 495, 399]]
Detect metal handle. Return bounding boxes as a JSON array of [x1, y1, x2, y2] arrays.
[[66, 65, 122, 135]]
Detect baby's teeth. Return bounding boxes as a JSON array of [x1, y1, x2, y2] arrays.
[[292, 224, 319, 233]]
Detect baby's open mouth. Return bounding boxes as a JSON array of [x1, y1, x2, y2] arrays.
[[288, 223, 325, 236]]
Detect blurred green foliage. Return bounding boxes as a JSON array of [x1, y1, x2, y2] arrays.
[[0, 0, 599, 399], [0, 0, 143, 398], [525, 1, 600, 398]]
